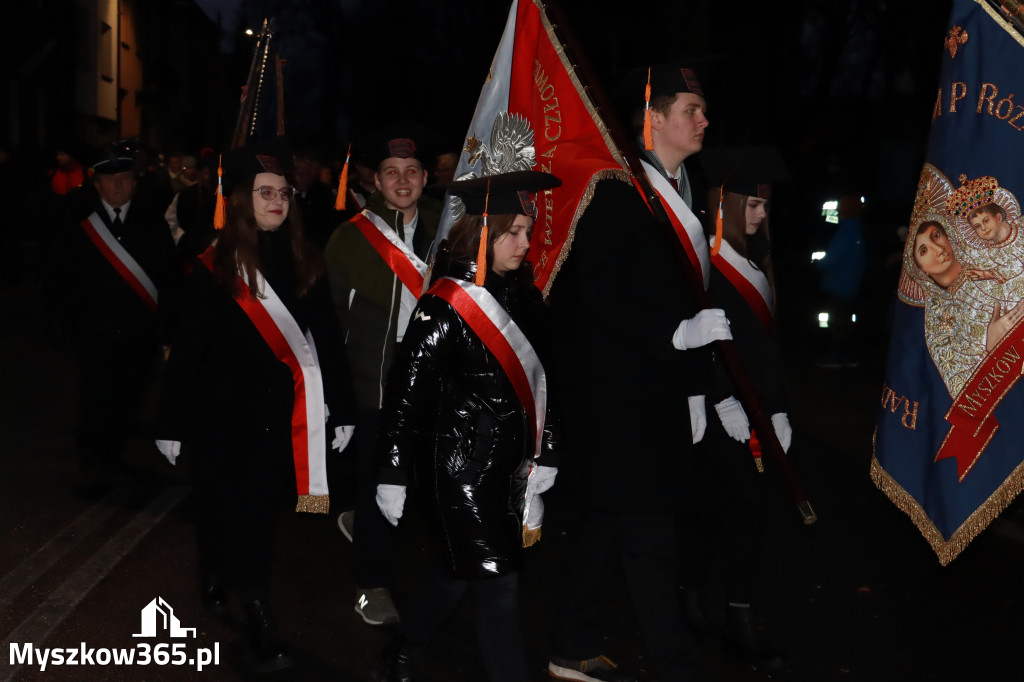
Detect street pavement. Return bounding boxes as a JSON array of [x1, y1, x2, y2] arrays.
[[2, 254, 1023, 682]]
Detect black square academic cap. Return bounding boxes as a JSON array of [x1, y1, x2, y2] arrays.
[[700, 145, 790, 199], [221, 136, 294, 195], [365, 121, 439, 170], [445, 170, 562, 218]]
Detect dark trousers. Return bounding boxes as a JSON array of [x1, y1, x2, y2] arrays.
[[680, 422, 770, 606], [190, 441, 292, 602], [552, 510, 703, 682], [402, 560, 528, 682], [75, 331, 156, 468], [353, 408, 398, 589]]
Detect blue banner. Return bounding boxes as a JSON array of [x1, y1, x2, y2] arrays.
[[873, 0, 1024, 565]]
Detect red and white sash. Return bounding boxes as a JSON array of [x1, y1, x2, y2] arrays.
[[709, 236, 774, 329], [81, 212, 159, 312], [640, 161, 711, 291], [200, 250, 329, 513], [352, 211, 428, 296], [426, 277, 547, 457]]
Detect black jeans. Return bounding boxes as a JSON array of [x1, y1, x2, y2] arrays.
[[402, 560, 528, 682], [352, 408, 399, 588], [551, 510, 704, 682]]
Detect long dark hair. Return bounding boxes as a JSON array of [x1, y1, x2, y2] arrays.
[[437, 213, 535, 286], [212, 173, 323, 298], [709, 189, 777, 303]]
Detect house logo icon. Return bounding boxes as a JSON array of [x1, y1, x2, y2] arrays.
[[132, 597, 197, 638]]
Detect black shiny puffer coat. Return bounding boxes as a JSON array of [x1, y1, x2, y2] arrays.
[[377, 260, 558, 579]]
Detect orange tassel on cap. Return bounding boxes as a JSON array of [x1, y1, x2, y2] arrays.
[[710, 186, 724, 256], [335, 144, 350, 211], [213, 154, 226, 230], [475, 179, 490, 286], [642, 67, 654, 151]]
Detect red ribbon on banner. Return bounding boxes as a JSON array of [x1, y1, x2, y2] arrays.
[[934, 320, 1024, 481]]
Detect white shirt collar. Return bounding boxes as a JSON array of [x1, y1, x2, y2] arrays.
[[101, 199, 131, 223]]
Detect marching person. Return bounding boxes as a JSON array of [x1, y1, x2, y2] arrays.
[[52, 140, 180, 477], [324, 126, 442, 626], [545, 64, 729, 682], [680, 153, 792, 670], [373, 170, 562, 682], [153, 138, 356, 673]]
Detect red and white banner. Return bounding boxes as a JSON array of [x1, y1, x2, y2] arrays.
[[200, 251, 329, 513], [351, 210, 428, 297], [426, 276, 547, 457], [81, 213, 159, 312], [442, 0, 631, 296], [709, 235, 773, 329]]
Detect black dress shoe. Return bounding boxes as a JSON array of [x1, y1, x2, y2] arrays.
[[374, 634, 427, 682], [200, 573, 227, 616], [679, 587, 712, 637], [244, 599, 294, 673], [723, 605, 785, 670]]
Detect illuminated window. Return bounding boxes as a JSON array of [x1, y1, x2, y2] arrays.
[[821, 200, 838, 224]]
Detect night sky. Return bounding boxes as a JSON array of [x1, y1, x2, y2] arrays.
[[184, 0, 956, 273]]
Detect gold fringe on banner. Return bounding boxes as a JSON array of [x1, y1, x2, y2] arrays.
[[542, 169, 631, 299], [870, 429, 1024, 565]]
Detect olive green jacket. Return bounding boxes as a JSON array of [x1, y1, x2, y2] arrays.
[[324, 191, 441, 410]]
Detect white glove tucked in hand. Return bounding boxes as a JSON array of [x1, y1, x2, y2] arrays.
[[672, 308, 732, 350], [155, 440, 181, 466], [526, 464, 558, 498], [523, 464, 558, 531], [332, 425, 355, 452], [375, 484, 407, 527], [771, 412, 793, 453], [715, 397, 750, 442], [688, 395, 707, 444]]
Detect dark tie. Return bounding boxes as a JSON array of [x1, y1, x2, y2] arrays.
[[667, 177, 679, 193], [112, 207, 124, 230]]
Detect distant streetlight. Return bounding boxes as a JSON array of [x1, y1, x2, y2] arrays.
[[244, 28, 254, 36]]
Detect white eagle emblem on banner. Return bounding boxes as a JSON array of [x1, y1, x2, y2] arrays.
[[449, 111, 536, 221]]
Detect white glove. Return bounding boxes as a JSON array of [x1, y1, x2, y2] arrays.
[[526, 464, 558, 497], [688, 395, 707, 444], [155, 440, 181, 466], [715, 397, 751, 442], [332, 425, 355, 452], [525, 493, 545, 532], [771, 412, 793, 453], [523, 464, 557, 531], [375, 484, 407, 527], [672, 308, 732, 350]]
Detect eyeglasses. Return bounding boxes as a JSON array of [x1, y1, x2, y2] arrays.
[[253, 186, 295, 201]]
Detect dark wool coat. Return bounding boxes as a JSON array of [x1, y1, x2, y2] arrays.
[[156, 227, 356, 502], [377, 260, 558, 579], [54, 193, 180, 344], [707, 265, 789, 413], [546, 177, 712, 514]]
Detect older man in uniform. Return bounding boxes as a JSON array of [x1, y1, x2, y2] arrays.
[[54, 141, 179, 476]]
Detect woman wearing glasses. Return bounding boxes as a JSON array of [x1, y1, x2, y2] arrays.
[[154, 138, 355, 673]]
